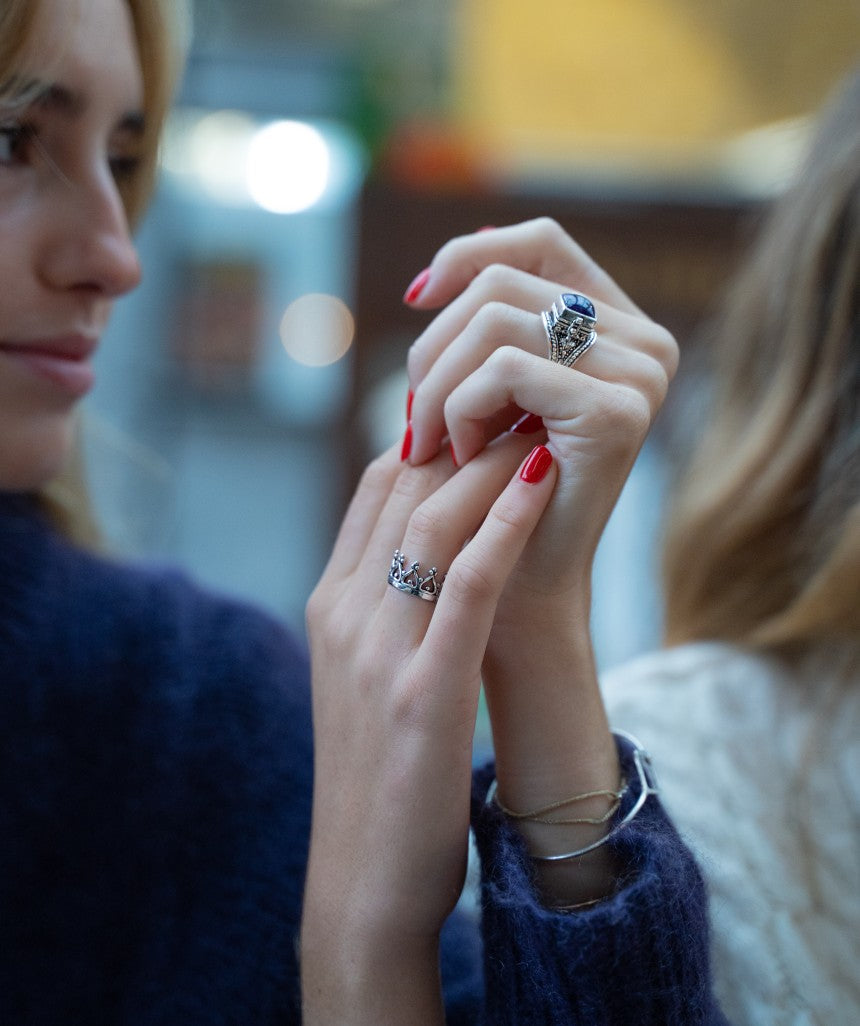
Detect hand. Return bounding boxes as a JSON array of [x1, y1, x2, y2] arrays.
[[405, 218, 677, 599], [401, 219, 678, 903], [302, 433, 557, 1024]]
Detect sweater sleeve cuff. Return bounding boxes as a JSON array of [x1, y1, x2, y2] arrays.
[[469, 734, 728, 1026]]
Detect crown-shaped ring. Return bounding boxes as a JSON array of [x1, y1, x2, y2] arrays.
[[388, 549, 445, 602]]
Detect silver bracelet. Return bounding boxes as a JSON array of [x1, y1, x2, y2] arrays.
[[487, 730, 660, 863]]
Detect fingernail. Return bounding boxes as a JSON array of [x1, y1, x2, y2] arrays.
[[477, 225, 496, 233], [510, 412, 544, 435], [450, 441, 459, 467], [401, 424, 413, 462], [406, 390, 414, 421], [403, 267, 431, 304], [520, 445, 553, 484]]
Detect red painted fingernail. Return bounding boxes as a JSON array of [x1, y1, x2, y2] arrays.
[[520, 445, 553, 484], [401, 424, 413, 462], [403, 267, 431, 304], [510, 412, 544, 435], [406, 390, 414, 421], [477, 225, 496, 233], [450, 441, 459, 467]]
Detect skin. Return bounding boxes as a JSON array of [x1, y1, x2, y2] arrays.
[[303, 221, 678, 1023], [0, 0, 143, 492]]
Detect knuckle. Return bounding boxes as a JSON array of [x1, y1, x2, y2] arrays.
[[531, 216, 566, 245], [445, 552, 497, 605], [470, 298, 513, 335], [649, 323, 680, 377], [406, 499, 447, 545], [359, 451, 397, 493], [473, 262, 517, 294], [389, 674, 433, 733], [389, 461, 443, 505], [603, 385, 653, 440], [486, 343, 529, 375]]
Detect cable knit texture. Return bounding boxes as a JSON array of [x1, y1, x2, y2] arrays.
[[602, 643, 860, 1025], [1, 495, 729, 1023]]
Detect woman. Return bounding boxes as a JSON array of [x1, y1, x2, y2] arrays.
[[602, 71, 860, 1023], [0, 0, 724, 1023]]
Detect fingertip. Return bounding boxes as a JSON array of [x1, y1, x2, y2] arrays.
[[520, 444, 554, 484], [403, 267, 432, 305]]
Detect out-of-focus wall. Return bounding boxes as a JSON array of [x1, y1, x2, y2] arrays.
[[457, 0, 859, 167]]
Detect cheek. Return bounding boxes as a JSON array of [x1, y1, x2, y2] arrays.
[[0, 201, 38, 323]]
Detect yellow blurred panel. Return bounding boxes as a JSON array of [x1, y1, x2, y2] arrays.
[[455, 0, 860, 165]]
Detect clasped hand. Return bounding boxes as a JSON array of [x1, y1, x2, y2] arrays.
[[301, 219, 678, 1023]]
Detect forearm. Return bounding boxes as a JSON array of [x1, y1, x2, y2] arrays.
[[301, 899, 446, 1026], [483, 590, 621, 905]]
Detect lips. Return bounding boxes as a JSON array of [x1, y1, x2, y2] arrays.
[[0, 334, 99, 397]]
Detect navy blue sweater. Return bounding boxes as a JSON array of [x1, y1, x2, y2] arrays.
[[0, 495, 728, 1024]]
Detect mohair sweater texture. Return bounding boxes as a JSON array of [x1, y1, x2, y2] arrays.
[[0, 495, 728, 1024]]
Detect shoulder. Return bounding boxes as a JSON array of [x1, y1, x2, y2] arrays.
[[602, 642, 860, 1024], [0, 505, 313, 832], [601, 641, 789, 749]]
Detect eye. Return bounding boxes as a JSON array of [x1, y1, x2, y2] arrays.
[[0, 121, 35, 165], [108, 154, 142, 184]]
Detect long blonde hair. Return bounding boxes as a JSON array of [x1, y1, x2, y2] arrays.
[[0, 0, 184, 545], [663, 69, 860, 651]]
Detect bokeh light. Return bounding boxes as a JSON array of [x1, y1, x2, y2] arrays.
[[279, 294, 355, 367], [247, 121, 331, 214], [184, 110, 257, 205]]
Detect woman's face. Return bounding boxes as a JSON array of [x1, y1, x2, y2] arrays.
[[0, 0, 144, 491]]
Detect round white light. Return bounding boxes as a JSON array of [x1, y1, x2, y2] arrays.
[[246, 121, 330, 214], [280, 294, 355, 367], [185, 110, 257, 205]]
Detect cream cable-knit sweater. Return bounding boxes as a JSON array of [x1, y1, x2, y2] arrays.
[[602, 642, 860, 1026]]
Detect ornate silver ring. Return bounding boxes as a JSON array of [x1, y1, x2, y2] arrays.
[[542, 292, 597, 367], [388, 549, 445, 602]]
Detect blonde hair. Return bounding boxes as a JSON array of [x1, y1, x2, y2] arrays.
[[1, 0, 184, 545], [663, 69, 860, 652]]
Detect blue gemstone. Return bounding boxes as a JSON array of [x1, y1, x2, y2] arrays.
[[562, 293, 595, 319]]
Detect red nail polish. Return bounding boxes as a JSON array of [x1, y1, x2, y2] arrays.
[[510, 412, 544, 435], [477, 225, 496, 233], [450, 441, 459, 467], [520, 445, 553, 484], [406, 390, 414, 421], [401, 424, 413, 461], [403, 267, 431, 304]]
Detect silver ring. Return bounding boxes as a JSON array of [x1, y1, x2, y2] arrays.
[[388, 549, 445, 602], [542, 292, 597, 367]]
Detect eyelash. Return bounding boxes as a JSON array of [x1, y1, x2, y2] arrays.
[[0, 120, 141, 184], [108, 155, 142, 184], [0, 121, 36, 165]]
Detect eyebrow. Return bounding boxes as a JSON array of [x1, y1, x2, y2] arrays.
[[2, 77, 145, 135]]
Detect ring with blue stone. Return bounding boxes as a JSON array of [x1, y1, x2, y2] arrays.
[[542, 292, 597, 368]]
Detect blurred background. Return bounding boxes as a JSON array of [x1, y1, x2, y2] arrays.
[[89, 0, 859, 742]]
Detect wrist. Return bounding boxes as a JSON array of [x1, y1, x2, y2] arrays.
[[302, 901, 444, 1025]]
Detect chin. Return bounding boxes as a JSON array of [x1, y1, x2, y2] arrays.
[[0, 416, 78, 494]]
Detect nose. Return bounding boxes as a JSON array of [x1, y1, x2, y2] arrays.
[[40, 167, 142, 299]]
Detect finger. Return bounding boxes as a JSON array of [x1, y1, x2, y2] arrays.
[[318, 442, 402, 585], [414, 443, 558, 702], [353, 448, 462, 606], [410, 309, 671, 465], [376, 433, 539, 647], [443, 346, 658, 468], [406, 218, 642, 319]]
